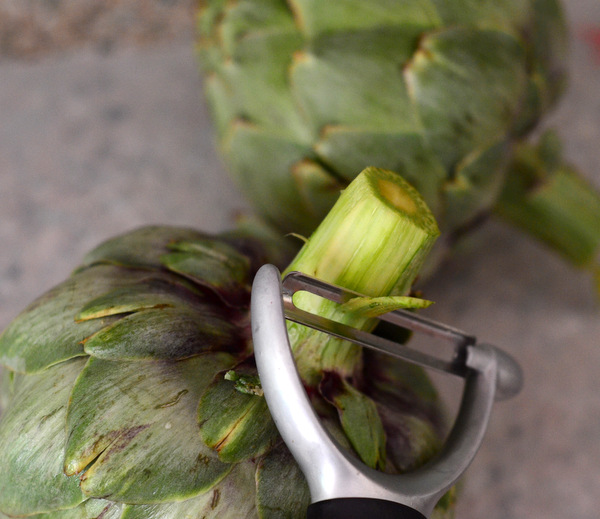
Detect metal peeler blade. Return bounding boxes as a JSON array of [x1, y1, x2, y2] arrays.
[[251, 264, 523, 519]]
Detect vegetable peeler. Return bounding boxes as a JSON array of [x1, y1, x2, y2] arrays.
[[251, 264, 523, 519]]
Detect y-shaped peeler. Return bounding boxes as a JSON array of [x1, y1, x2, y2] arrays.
[[251, 264, 523, 519]]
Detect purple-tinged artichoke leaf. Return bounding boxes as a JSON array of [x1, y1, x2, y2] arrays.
[[78, 226, 208, 271], [13, 499, 123, 519], [0, 266, 149, 374], [75, 273, 208, 321], [64, 354, 236, 503], [363, 352, 445, 472], [120, 461, 258, 519], [83, 306, 244, 361], [256, 445, 310, 519]]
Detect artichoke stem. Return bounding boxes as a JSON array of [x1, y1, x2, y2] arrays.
[[496, 132, 600, 276], [283, 167, 440, 386]]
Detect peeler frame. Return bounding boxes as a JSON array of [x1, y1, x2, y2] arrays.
[[251, 264, 523, 518]]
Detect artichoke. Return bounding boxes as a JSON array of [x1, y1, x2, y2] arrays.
[[197, 0, 600, 279], [0, 169, 453, 518]]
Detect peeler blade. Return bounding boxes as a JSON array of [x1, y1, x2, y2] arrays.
[[281, 270, 522, 400]]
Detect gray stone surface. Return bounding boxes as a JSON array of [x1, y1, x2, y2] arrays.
[[0, 0, 195, 59], [1, 1, 599, 517], [0, 43, 250, 330]]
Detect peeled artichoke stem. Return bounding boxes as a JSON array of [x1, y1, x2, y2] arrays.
[[284, 167, 440, 386]]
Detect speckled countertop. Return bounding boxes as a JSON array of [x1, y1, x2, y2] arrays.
[[1, 2, 599, 518]]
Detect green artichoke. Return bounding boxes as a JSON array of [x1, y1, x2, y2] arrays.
[[0, 169, 453, 518], [197, 0, 600, 279]]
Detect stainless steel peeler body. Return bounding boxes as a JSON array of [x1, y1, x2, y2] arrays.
[[251, 264, 523, 519]]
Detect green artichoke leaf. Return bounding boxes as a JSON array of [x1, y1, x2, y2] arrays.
[[79, 226, 208, 271], [291, 160, 344, 220], [224, 123, 316, 234], [120, 461, 258, 519], [0, 367, 15, 414], [256, 445, 310, 519], [161, 239, 252, 307], [64, 353, 237, 503], [319, 372, 387, 471], [196, 0, 228, 42], [202, 72, 237, 139], [315, 128, 446, 216], [404, 27, 527, 170], [291, 47, 421, 134], [216, 37, 311, 141], [198, 362, 280, 463], [0, 359, 87, 517], [527, 0, 568, 100], [309, 25, 437, 70], [430, 0, 530, 35], [0, 265, 150, 374], [441, 139, 510, 229], [82, 306, 242, 361], [289, 0, 440, 39], [218, 0, 299, 59], [210, 0, 310, 142]]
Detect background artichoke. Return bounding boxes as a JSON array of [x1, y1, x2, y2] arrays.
[[197, 0, 600, 280], [0, 170, 454, 518]]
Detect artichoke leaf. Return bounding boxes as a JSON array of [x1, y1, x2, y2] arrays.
[[83, 306, 242, 361], [441, 139, 510, 229], [0, 359, 87, 517], [0, 265, 149, 374], [120, 461, 258, 519], [78, 226, 208, 271], [161, 239, 252, 307], [363, 352, 445, 472], [75, 273, 206, 321], [64, 354, 237, 503], [209, 2, 309, 142], [11, 499, 123, 519], [319, 372, 387, 471], [291, 48, 420, 134], [218, 0, 298, 58], [202, 72, 237, 139], [0, 367, 15, 414], [404, 27, 527, 170], [430, 0, 531, 34], [256, 445, 310, 519], [291, 160, 344, 221], [289, 0, 440, 39], [224, 122, 316, 235], [198, 362, 280, 463], [316, 128, 446, 215]]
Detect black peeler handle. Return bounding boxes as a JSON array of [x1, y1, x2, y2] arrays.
[[307, 498, 427, 519]]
